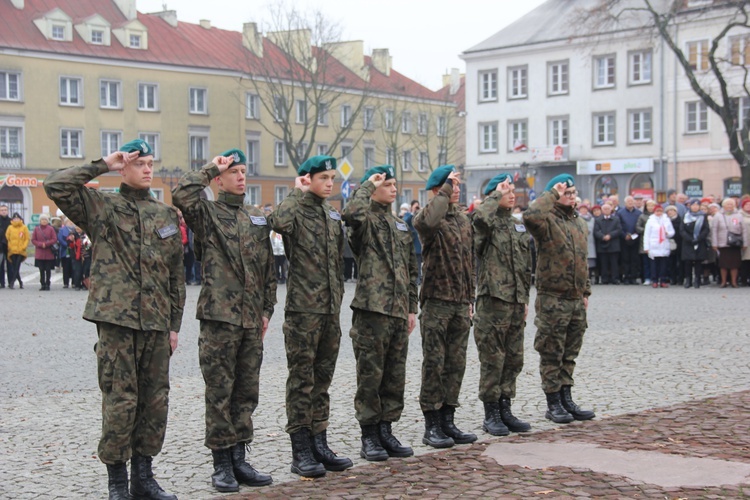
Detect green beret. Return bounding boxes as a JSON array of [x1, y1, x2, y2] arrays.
[[545, 173, 575, 192], [119, 139, 153, 157], [361, 165, 396, 185], [425, 164, 456, 190], [298, 155, 337, 176], [484, 173, 513, 196], [220, 148, 246, 167]]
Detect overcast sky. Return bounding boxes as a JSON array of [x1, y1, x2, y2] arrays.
[[138, 0, 548, 90]]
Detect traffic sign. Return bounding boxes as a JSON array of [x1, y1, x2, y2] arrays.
[[341, 180, 351, 199], [528, 189, 537, 201], [337, 158, 354, 180]]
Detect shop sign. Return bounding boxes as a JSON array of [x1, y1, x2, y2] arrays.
[[0, 174, 39, 188], [683, 178, 703, 198], [577, 158, 653, 175], [724, 177, 742, 197]]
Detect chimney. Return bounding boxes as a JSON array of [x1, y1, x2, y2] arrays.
[[450, 68, 461, 95], [242, 22, 263, 58], [113, 0, 137, 20], [323, 40, 369, 81], [371, 48, 391, 76], [10, 0, 24, 9], [199, 19, 211, 29], [269, 29, 312, 66], [151, 10, 178, 28]]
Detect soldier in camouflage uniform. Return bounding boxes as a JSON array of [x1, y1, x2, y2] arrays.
[[341, 165, 418, 462], [44, 139, 184, 500], [414, 165, 477, 449], [267, 155, 352, 478], [523, 174, 596, 424], [473, 174, 532, 436], [171, 149, 275, 493]]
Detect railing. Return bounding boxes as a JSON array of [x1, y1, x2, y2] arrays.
[[0, 152, 23, 169]]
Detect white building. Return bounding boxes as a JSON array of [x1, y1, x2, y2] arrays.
[[461, 0, 744, 204]]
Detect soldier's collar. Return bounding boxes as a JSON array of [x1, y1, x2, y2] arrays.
[[218, 190, 245, 207], [496, 207, 512, 218], [302, 190, 326, 205], [369, 200, 390, 213], [119, 182, 150, 200]]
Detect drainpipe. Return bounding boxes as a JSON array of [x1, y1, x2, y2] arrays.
[[672, 23, 679, 193]]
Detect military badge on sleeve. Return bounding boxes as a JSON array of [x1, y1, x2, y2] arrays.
[[250, 215, 267, 226], [329, 210, 341, 221], [396, 222, 408, 231], [156, 224, 179, 239]]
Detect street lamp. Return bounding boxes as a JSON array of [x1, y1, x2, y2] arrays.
[[159, 166, 183, 190]]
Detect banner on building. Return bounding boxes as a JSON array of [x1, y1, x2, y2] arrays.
[[576, 158, 653, 175]]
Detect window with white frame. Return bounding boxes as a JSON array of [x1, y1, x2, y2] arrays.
[[297, 142, 308, 160], [296, 99, 307, 124], [687, 40, 709, 71], [364, 146, 375, 169], [419, 189, 429, 207], [508, 66, 528, 99], [51, 24, 66, 40], [99, 79, 121, 109], [189, 87, 207, 114], [731, 96, 750, 130], [60, 129, 82, 158], [59, 77, 81, 106], [386, 148, 396, 166], [508, 120, 528, 152], [138, 83, 158, 111], [438, 148, 447, 165], [593, 113, 615, 146], [594, 55, 615, 89], [418, 151, 429, 172], [274, 141, 286, 166], [100, 131, 122, 157], [548, 61, 569, 95], [418, 113, 428, 135], [401, 112, 412, 134], [548, 117, 569, 146], [729, 35, 750, 65], [385, 109, 394, 131], [245, 185, 261, 206], [317, 102, 328, 125], [401, 189, 413, 206], [275, 186, 288, 205], [138, 132, 160, 160], [402, 150, 412, 171], [189, 134, 208, 169], [628, 109, 652, 143], [246, 93, 260, 119], [363, 107, 375, 130], [91, 29, 104, 44], [479, 70, 498, 102], [686, 101, 708, 133], [341, 144, 352, 160], [129, 33, 142, 48], [629, 50, 652, 85], [437, 115, 447, 137], [246, 139, 259, 174], [0, 126, 22, 165], [0, 71, 20, 101], [479, 122, 498, 153], [317, 144, 328, 156], [341, 104, 352, 128]]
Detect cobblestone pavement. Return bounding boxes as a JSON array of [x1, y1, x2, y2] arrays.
[[1, 264, 749, 498]]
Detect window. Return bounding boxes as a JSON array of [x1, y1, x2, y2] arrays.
[[245, 185, 261, 206], [189, 134, 208, 169], [686, 101, 708, 133], [99, 80, 121, 109], [341, 104, 352, 128], [317, 144, 328, 156], [402, 150, 412, 171], [296, 99, 307, 124], [341, 144, 352, 160], [274, 141, 286, 166], [508, 120, 528, 152], [246, 139, 259, 175], [401, 112, 412, 134], [548, 61, 569, 95], [246, 93, 260, 119], [418, 113, 428, 135], [593, 113, 615, 146], [275, 186, 289, 206], [629, 50, 652, 85], [0, 127, 21, 166], [594, 55, 615, 89], [438, 148, 447, 165], [317, 102, 328, 125], [730, 35, 750, 65], [364, 146, 375, 169], [386, 148, 396, 166], [548, 117, 569, 146], [628, 109, 652, 143], [731, 96, 750, 130], [437, 115, 447, 137], [401, 189, 413, 206], [59, 77, 81, 106], [418, 151, 429, 172], [101, 131, 122, 157], [479, 122, 498, 153], [271, 95, 285, 122], [129, 34, 141, 48], [138, 83, 158, 111], [479, 70, 498, 101], [419, 189, 429, 207], [51, 24, 65, 40], [385, 109, 394, 131], [60, 129, 82, 158], [138, 132, 160, 160], [190, 87, 207, 114], [508, 66, 528, 99], [687, 40, 709, 71], [91, 29, 104, 44], [0, 71, 20, 101], [363, 107, 375, 131]]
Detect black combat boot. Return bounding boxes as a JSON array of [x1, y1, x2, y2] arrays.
[[359, 424, 389, 461], [422, 410, 454, 448], [311, 430, 353, 471], [210, 449, 239, 493], [106, 462, 129, 500], [439, 405, 477, 444], [378, 421, 413, 457], [499, 396, 531, 432], [290, 429, 326, 477], [482, 401, 509, 436], [129, 454, 177, 500], [545, 391, 574, 424], [231, 442, 272, 487], [559, 385, 596, 421], [684, 277, 692, 288]]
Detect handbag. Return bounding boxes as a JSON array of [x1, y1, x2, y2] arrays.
[[727, 231, 743, 248], [51, 242, 60, 252]]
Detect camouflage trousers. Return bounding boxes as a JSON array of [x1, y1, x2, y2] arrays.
[[283, 312, 341, 435], [350, 309, 409, 425], [199, 320, 263, 450], [533, 294, 588, 394], [96, 322, 171, 465], [419, 299, 471, 412], [473, 296, 526, 401]]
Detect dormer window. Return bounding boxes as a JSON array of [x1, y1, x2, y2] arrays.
[[51, 24, 65, 40], [91, 30, 104, 44], [112, 20, 148, 50], [129, 34, 141, 48], [34, 8, 73, 42]]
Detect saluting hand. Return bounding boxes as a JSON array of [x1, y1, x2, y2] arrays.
[[447, 171, 461, 185], [553, 182, 567, 197], [104, 151, 139, 172], [368, 173, 386, 188], [212, 155, 233, 172], [295, 174, 311, 193], [496, 179, 513, 196]]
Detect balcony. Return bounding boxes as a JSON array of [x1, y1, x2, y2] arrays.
[[0, 152, 23, 169]]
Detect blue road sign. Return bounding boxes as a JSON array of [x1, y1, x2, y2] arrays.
[[341, 180, 351, 199]]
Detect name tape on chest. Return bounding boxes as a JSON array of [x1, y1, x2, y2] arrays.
[[514, 224, 526, 233], [395, 222, 408, 231], [250, 215, 267, 226], [156, 224, 179, 239], [329, 210, 342, 221]]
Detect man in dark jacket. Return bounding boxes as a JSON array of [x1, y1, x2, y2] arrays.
[[0, 204, 9, 288], [594, 203, 622, 285], [616, 196, 641, 284]]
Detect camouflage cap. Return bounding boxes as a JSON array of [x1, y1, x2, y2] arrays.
[[545, 173, 575, 192], [425, 164, 456, 190], [483, 173, 513, 196], [361, 165, 396, 184], [119, 139, 153, 157], [298, 155, 337, 176], [220, 148, 246, 167]]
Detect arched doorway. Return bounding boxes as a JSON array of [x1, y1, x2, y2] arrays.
[[0, 185, 27, 220], [594, 175, 618, 204], [629, 173, 654, 200]]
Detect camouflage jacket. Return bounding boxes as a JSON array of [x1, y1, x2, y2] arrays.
[[523, 190, 591, 299], [473, 191, 531, 304], [172, 165, 276, 329], [268, 188, 344, 314], [44, 161, 185, 332], [413, 182, 474, 306], [342, 180, 418, 320]]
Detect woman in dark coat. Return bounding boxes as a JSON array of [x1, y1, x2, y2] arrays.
[[31, 214, 57, 291], [680, 199, 710, 288]]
